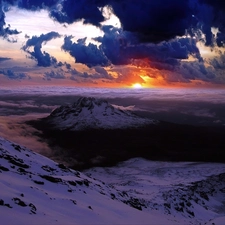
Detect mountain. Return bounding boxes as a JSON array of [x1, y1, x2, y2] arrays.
[[0, 137, 175, 224], [1, 137, 225, 224], [86, 158, 225, 225], [27, 96, 225, 170], [46, 97, 156, 130]]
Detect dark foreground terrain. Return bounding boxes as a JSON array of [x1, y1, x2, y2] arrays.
[[27, 119, 225, 170]]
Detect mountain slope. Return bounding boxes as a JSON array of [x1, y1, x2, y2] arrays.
[[1, 137, 225, 224], [86, 158, 225, 225], [46, 97, 155, 130], [0, 137, 181, 225]]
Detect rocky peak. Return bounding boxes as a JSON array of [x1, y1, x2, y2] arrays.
[[48, 97, 155, 130]]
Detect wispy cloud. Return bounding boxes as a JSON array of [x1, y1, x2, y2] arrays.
[[0, 114, 52, 156], [111, 104, 136, 111], [0, 69, 30, 80], [0, 57, 11, 62]]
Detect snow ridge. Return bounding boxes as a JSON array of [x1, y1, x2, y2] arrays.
[[48, 97, 155, 130]]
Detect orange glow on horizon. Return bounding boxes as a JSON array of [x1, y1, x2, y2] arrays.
[[132, 83, 142, 88]]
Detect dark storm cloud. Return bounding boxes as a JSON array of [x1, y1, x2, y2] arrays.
[[48, 0, 195, 43], [85, 26, 201, 68], [3, 0, 59, 10], [107, 0, 225, 46], [2, 0, 189, 42], [108, 0, 192, 43], [18, 0, 58, 10], [2, 0, 225, 48], [198, 0, 225, 46], [93, 26, 132, 65], [50, 0, 105, 26], [22, 31, 61, 67], [0, 1, 20, 39], [0, 69, 30, 79], [1, 0, 195, 44], [62, 36, 110, 67], [18, 0, 222, 47]]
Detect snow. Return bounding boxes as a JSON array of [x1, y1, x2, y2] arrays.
[[48, 97, 156, 130], [206, 216, 225, 225], [1, 137, 225, 224], [0, 137, 178, 225], [85, 158, 225, 225]]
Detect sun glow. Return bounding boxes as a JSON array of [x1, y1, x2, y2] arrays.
[[132, 83, 142, 88]]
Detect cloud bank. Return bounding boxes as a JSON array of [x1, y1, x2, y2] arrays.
[[0, 87, 225, 126]]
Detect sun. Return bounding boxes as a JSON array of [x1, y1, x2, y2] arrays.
[[132, 83, 142, 88]]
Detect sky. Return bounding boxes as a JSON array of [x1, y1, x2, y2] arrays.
[[0, 0, 225, 88]]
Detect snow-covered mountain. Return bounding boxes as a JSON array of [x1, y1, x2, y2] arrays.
[[86, 158, 225, 225], [47, 97, 155, 130], [0, 136, 175, 225], [1, 136, 225, 224]]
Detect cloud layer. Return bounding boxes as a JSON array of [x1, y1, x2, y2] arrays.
[[1, 0, 225, 86], [1, 87, 225, 126]]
